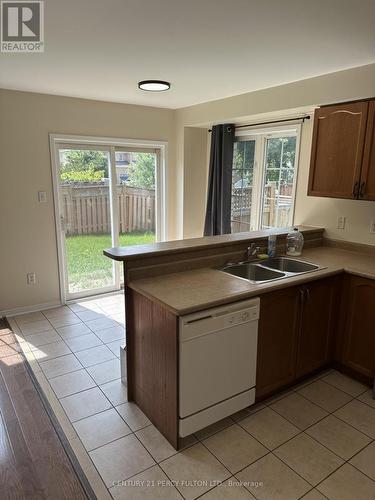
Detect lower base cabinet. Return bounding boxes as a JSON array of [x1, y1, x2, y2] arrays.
[[256, 277, 338, 399], [340, 275, 375, 380], [256, 285, 300, 398], [296, 277, 337, 378]]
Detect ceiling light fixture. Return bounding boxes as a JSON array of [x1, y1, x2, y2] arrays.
[[138, 80, 170, 92]]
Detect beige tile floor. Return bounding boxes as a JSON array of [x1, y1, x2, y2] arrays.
[[12, 294, 375, 500]]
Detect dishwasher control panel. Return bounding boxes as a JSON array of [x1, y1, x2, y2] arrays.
[[222, 307, 258, 327], [180, 298, 260, 342]]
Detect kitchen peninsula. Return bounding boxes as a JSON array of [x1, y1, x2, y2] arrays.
[[104, 226, 375, 449]]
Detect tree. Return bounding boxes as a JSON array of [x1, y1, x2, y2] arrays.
[[233, 140, 255, 187], [265, 137, 296, 182], [61, 166, 104, 182], [126, 153, 155, 189], [233, 137, 296, 184], [60, 150, 108, 182]]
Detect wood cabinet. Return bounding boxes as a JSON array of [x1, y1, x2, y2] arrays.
[[340, 275, 375, 380], [308, 99, 375, 200], [361, 101, 375, 200], [256, 277, 337, 399], [256, 285, 300, 398], [127, 288, 179, 448], [296, 278, 337, 378]]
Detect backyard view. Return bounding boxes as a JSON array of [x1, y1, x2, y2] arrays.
[[59, 148, 156, 294], [231, 135, 297, 232], [65, 232, 154, 291]]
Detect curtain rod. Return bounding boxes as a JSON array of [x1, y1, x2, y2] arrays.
[[208, 115, 310, 132]]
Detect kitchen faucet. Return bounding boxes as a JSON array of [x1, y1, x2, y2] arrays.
[[247, 243, 260, 261], [224, 242, 261, 267]]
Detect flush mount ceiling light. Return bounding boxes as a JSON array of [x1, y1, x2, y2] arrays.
[[138, 80, 170, 92]]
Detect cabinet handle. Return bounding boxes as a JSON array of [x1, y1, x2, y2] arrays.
[[359, 181, 366, 198], [299, 288, 305, 304], [305, 287, 310, 301], [352, 181, 359, 197]]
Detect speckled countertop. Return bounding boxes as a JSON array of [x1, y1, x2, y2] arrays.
[[129, 246, 375, 315]]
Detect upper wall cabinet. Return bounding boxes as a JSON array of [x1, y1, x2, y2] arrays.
[[308, 99, 375, 200]]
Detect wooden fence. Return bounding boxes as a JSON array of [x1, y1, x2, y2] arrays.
[[61, 183, 155, 235], [231, 182, 293, 232]]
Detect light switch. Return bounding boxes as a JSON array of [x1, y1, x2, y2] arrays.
[[337, 216, 346, 230], [38, 191, 47, 202]]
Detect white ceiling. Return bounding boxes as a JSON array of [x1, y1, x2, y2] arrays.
[[1, 0, 375, 109]]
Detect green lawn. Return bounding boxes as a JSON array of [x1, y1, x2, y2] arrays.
[[66, 232, 155, 292]]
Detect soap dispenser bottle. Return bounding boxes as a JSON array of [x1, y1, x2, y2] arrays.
[[286, 228, 304, 256], [267, 234, 277, 257]]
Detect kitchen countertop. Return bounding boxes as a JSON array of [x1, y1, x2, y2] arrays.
[[104, 225, 322, 261], [128, 246, 375, 315]]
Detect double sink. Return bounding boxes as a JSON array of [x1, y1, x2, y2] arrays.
[[220, 256, 321, 284]]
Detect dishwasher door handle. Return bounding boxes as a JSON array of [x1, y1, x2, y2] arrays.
[[185, 315, 212, 325]]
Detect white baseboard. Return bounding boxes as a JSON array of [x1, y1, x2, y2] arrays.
[[2, 289, 124, 318], [1, 300, 63, 318]]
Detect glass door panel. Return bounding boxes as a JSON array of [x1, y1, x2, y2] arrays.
[[231, 140, 256, 233], [115, 150, 157, 278], [260, 136, 297, 229], [57, 146, 116, 298]]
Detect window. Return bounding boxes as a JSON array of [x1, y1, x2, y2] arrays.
[[231, 125, 300, 233]]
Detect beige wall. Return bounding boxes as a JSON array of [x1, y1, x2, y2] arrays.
[[176, 63, 375, 243], [0, 90, 176, 313], [177, 63, 375, 127], [182, 127, 209, 238]]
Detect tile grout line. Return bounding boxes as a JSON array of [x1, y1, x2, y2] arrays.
[[267, 388, 375, 444], [228, 378, 375, 492], [12, 307, 375, 497], [262, 394, 375, 490], [186, 410, 321, 497], [35, 332, 123, 378], [22, 368, 375, 495], [8, 315, 114, 500]]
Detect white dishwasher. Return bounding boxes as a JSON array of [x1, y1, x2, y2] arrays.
[[179, 298, 259, 437]]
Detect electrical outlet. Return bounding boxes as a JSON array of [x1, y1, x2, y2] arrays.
[[370, 221, 375, 234], [337, 216, 346, 230], [27, 272, 36, 285]]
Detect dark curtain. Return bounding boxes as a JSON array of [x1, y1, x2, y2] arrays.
[[204, 124, 235, 236]]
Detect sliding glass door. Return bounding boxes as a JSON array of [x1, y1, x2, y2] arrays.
[[52, 139, 163, 301], [56, 145, 117, 298]]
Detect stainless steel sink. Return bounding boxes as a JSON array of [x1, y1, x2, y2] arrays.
[[260, 257, 319, 274], [220, 262, 285, 283], [219, 256, 322, 284]]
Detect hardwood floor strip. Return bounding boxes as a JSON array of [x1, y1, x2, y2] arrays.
[[0, 368, 45, 498], [0, 409, 26, 499], [0, 318, 90, 500]]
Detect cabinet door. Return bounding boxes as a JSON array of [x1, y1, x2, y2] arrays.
[[256, 286, 300, 398], [360, 100, 375, 200], [296, 278, 337, 378], [308, 102, 368, 199], [342, 276, 375, 379]]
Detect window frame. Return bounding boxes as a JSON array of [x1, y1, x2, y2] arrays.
[[233, 124, 301, 232]]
